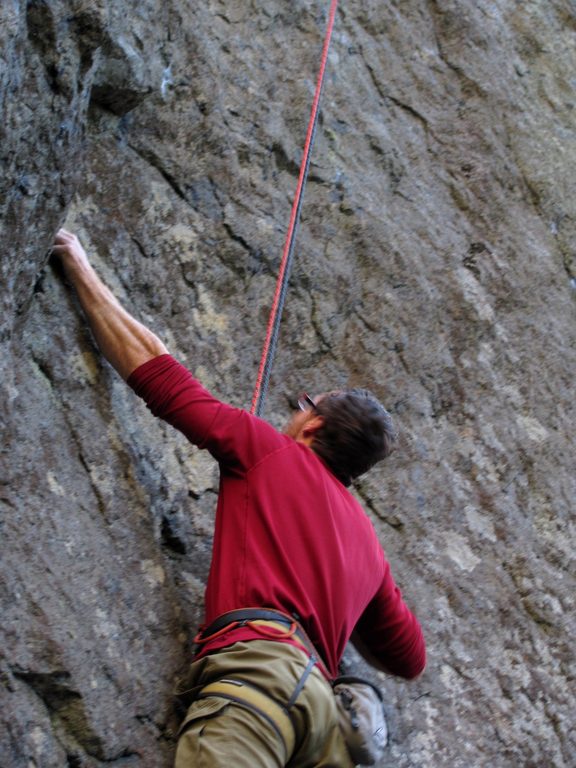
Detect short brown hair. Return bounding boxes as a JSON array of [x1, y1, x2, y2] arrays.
[[311, 389, 396, 486]]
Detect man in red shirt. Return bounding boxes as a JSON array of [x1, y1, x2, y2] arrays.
[[53, 229, 425, 767]]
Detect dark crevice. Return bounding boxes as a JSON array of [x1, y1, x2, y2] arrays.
[[13, 669, 106, 759], [352, 307, 378, 334], [426, 1, 487, 100], [160, 514, 188, 555], [131, 236, 155, 260], [310, 295, 336, 354], [126, 142, 188, 203], [360, 47, 431, 129], [71, 436, 110, 524], [222, 221, 253, 255], [31, 353, 54, 386], [393, 342, 411, 375], [354, 485, 405, 530], [271, 141, 300, 178], [384, 93, 430, 130]]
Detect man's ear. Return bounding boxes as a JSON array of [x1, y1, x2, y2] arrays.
[[302, 414, 324, 438]]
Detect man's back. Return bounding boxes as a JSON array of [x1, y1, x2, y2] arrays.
[[129, 353, 424, 679]]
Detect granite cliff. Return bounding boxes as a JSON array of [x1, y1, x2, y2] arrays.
[[1, 1, 575, 766]]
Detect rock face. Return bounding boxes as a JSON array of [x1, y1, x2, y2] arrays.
[[1, 1, 575, 766]]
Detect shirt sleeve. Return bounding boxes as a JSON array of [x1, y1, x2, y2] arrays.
[[355, 561, 426, 680], [127, 354, 284, 471]]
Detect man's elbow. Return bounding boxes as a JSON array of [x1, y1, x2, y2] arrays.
[[378, 651, 425, 681], [353, 630, 427, 680], [397, 632, 426, 680], [396, 650, 426, 680], [122, 339, 169, 381]]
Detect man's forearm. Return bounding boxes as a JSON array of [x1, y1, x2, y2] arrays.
[[53, 229, 168, 380], [351, 628, 424, 680], [351, 630, 393, 674]]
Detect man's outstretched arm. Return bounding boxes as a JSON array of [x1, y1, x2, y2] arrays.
[[52, 229, 168, 380]]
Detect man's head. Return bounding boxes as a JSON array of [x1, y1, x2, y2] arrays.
[[285, 388, 396, 486]]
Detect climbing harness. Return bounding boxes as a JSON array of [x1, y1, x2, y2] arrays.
[[197, 678, 296, 759], [193, 608, 328, 761], [193, 607, 331, 679], [251, 0, 339, 416]]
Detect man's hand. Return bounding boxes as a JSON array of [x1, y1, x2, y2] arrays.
[[52, 227, 168, 380], [52, 228, 92, 279], [52, 228, 87, 262]]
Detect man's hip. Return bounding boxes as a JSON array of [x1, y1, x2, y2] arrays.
[[174, 639, 353, 768]]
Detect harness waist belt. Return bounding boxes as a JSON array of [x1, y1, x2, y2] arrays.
[[196, 608, 330, 678], [198, 679, 295, 758], [199, 608, 296, 636]]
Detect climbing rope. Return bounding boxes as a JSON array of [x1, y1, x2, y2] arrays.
[[250, 0, 339, 416]]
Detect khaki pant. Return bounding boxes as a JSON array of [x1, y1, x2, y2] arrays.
[[174, 640, 354, 768]]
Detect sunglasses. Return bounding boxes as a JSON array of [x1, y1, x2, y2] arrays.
[[297, 393, 317, 412]]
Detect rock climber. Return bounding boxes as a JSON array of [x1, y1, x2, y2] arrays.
[[52, 227, 426, 767]]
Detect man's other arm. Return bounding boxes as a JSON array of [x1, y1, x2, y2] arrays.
[[352, 566, 426, 680], [52, 229, 168, 380]]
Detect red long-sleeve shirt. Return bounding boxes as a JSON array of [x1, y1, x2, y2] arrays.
[[128, 355, 425, 679]]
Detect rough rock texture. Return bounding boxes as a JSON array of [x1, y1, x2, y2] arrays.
[[1, 1, 575, 766]]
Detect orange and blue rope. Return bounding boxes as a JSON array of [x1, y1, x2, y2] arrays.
[[251, 0, 339, 416]]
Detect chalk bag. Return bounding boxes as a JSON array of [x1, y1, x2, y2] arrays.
[[333, 676, 388, 766]]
